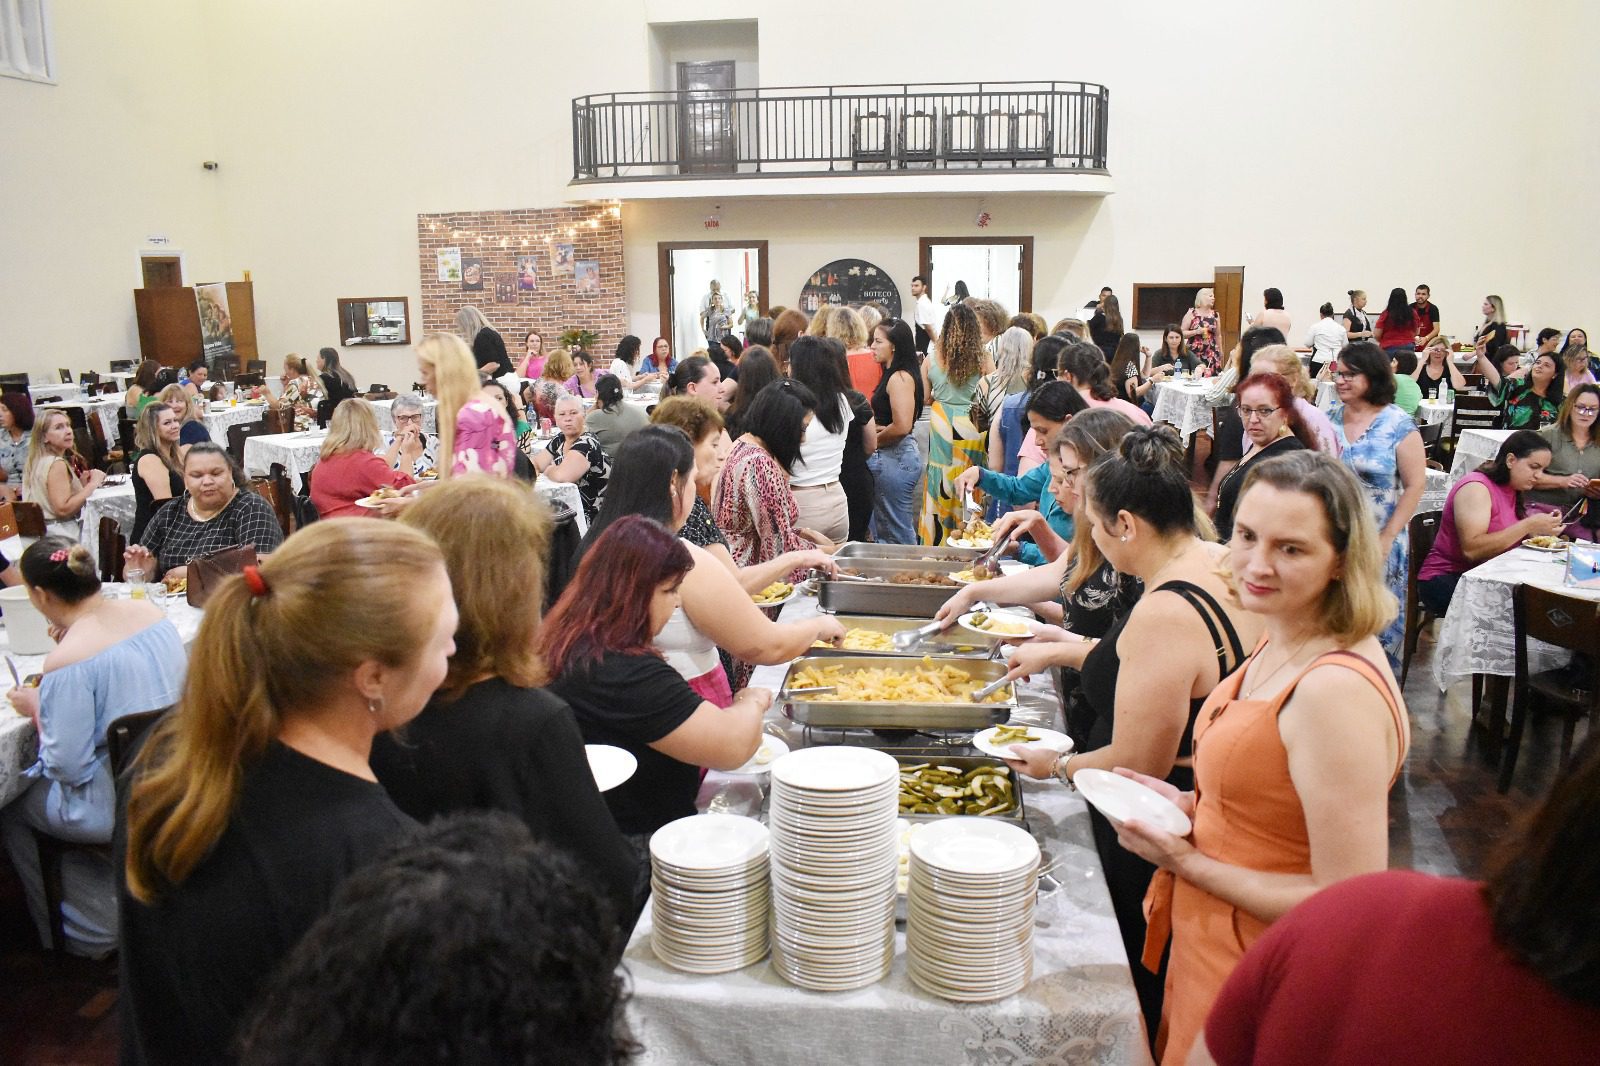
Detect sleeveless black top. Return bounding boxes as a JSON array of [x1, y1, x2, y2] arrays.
[[1077, 579, 1246, 770]]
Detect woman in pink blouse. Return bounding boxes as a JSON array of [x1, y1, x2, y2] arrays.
[[416, 334, 516, 478], [712, 378, 833, 576]]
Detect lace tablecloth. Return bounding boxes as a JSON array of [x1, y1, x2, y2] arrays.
[[40, 398, 120, 441], [242, 430, 326, 491], [1418, 468, 1450, 516], [369, 397, 439, 434], [202, 404, 268, 446], [1416, 400, 1452, 436], [28, 384, 80, 404], [1149, 381, 1215, 444], [1432, 547, 1600, 689], [0, 583, 204, 809], [1315, 380, 1338, 410], [82, 481, 138, 565], [1447, 429, 1513, 488], [622, 596, 1152, 1066]]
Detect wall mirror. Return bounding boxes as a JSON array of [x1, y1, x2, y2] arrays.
[[338, 297, 410, 345]]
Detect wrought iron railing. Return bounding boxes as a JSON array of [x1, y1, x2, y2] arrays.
[[571, 81, 1108, 181]]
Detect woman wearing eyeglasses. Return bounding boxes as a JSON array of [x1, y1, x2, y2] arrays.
[[1524, 384, 1600, 538], [1211, 374, 1315, 542]]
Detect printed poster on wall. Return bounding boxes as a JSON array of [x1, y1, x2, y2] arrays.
[[515, 255, 539, 291], [460, 257, 484, 291], [194, 283, 235, 359], [574, 259, 600, 295], [552, 243, 575, 276], [797, 258, 902, 319], [494, 278, 517, 304], [436, 247, 462, 282]]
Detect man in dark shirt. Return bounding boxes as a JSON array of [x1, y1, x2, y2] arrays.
[[1410, 284, 1441, 347]]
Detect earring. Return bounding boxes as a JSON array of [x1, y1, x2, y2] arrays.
[[1118, 534, 1129, 542], [367, 697, 384, 716]]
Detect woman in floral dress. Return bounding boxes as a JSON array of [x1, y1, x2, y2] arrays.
[[1182, 288, 1223, 373], [920, 302, 993, 545]]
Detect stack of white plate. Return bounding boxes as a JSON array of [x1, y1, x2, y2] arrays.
[[905, 818, 1040, 1002], [767, 746, 900, 991], [649, 813, 771, 974]]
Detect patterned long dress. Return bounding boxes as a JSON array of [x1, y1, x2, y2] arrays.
[[1332, 402, 1417, 666], [1187, 309, 1222, 372], [920, 359, 984, 545]]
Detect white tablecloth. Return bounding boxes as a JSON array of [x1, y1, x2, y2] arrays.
[[41, 398, 120, 441], [243, 431, 326, 491], [1419, 467, 1451, 516], [1314, 380, 1339, 410], [1149, 380, 1215, 444], [0, 582, 204, 809], [621, 596, 1151, 1066], [28, 384, 80, 404], [202, 403, 269, 445], [1416, 400, 1452, 437], [1432, 547, 1600, 690], [1447, 428, 1514, 488], [370, 397, 439, 434], [82, 480, 138, 565]]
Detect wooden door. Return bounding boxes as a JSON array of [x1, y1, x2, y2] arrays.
[[1214, 266, 1245, 356], [141, 256, 182, 288], [676, 60, 736, 174]]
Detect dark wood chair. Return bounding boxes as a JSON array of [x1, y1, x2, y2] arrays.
[[1416, 420, 1447, 467], [1399, 510, 1444, 689], [97, 516, 125, 582], [57, 368, 72, 384], [98, 380, 120, 396], [262, 406, 289, 435], [1453, 392, 1501, 433], [248, 463, 298, 538], [35, 706, 170, 951], [234, 372, 265, 390], [244, 359, 267, 376], [12, 501, 45, 536], [1502, 584, 1600, 791], [226, 419, 272, 469], [1461, 372, 1485, 390]]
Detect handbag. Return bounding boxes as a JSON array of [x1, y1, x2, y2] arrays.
[[0, 499, 45, 539], [0, 499, 15, 540], [186, 544, 257, 607]]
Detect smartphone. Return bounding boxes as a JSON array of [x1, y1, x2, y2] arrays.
[[1562, 499, 1587, 524], [22, 673, 42, 689]]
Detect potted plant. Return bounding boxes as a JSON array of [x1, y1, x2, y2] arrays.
[[558, 328, 599, 352]]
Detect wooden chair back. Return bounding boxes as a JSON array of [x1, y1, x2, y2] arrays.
[[262, 406, 289, 435], [108, 708, 169, 776], [1453, 392, 1501, 432], [11, 501, 45, 537], [226, 419, 272, 468], [249, 462, 298, 537], [58, 368, 72, 384], [1399, 510, 1443, 688], [98, 516, 126, 582], [1505, 584, 1600, 790]]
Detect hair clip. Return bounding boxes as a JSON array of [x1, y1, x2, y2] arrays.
[[241, 565, 270, 597], [49, 549, 68, 563]]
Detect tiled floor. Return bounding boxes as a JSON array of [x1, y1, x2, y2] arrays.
[[0, 635, 1585, 1064]]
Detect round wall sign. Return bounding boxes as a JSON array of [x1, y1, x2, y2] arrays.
[[797, 259, 902, 320]]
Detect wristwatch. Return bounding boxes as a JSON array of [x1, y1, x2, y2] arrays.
[[1053, 752, 1076, 789]]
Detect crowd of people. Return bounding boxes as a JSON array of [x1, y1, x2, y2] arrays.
[[2, 287, 1597, 1063]]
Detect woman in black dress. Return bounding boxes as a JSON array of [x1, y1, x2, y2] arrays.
[[1212, 373, 1313, 541]]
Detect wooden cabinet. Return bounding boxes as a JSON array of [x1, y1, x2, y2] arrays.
[[133, 281, 258, 368]]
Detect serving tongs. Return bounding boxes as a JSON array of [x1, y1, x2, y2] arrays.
[[972, 530, 1014, 579], [781, 685, 837, 698], [967, 673, 1012, 703], [891, 600, 993, 652], [819, 568, 884, 583]]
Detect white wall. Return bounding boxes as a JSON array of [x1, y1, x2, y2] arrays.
[[2, 1, 1595, 386]]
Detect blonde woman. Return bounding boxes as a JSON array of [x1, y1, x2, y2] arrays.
[[23, 409, 104, 537], [920, 302, 995, 545], [417, 333, 516, 478], [1182, 288, 1222, 371], [130, 403, 184, 542], [121, 522, 456, 1064], [266, 354, 319, 416], [528, 347, 575, 423], [158, 383, 210, 450], [1120, 451, 1407, 1065], [1343, 289, 1374, 343], [1256, 344, 1342, 454], [310, 399, 416, 519], [978, 325, 1036, 472], [1473, 294, 1511, 363], [811, 304, 877, 394], [456, 305, 511, 378]]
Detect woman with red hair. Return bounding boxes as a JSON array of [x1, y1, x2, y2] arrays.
[[540, 515, 771, 849], [1211, 373, 1316, 541]]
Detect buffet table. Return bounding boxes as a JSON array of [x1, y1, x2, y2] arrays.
[[1149, 380, 1215, 444], [0, 582, 204, 809], [621, 595, 1152, 1065]]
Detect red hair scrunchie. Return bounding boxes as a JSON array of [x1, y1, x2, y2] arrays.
[[241, 565, 271, 597]]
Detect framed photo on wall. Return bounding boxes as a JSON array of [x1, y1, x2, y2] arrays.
[[515, 255, 538, 291], [574, 259, 600, 294], [552, 243, 575, 276], [461, 257, 483, 291]]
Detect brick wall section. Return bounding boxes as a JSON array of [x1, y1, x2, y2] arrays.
[[416, 206, 627, 359]]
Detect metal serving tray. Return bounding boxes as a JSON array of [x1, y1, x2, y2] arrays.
[[810, 615, 1002, 658], [780, 654, 1014, 730], [894, 754, 1028, 826], [820, 557, 973, 618], [833, 542, 983, 564]]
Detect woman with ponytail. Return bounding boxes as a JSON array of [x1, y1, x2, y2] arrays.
[[0, 537, 185, 958], [120, 521, 458, 1063]]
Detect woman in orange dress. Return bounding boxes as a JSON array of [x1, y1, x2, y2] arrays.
[[1112, 450, 1410, 1064]]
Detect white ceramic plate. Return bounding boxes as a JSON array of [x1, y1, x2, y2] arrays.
[[751, 585, 802, 609], [972, 725, 1074, 760], [723, 734, 790, 775], [948, 537, 994, 551], [585, 744, 637, 792], [908, 818, 1040, 877], [958, 611, 1035, 641], [1521, 538, 1568, 553], [650, 812, 769, 870], [770, 745, 899, 792], [1073, 768, 1193, 836]]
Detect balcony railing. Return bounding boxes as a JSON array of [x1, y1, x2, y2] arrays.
[[571, 81, 1108, 182]]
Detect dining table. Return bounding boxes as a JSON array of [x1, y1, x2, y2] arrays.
[[201, 401, 270, 445], [0, 576, 204, 810], [1448, 428, 1515, 488], [40, 397, 121, 441], [1149, 378, 1217, 444], [620, 595, 1152, 1065], [1415, 399, 1452, 437]]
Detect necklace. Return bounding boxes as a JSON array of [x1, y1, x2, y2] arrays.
[[1239, 632, 1321, 700]]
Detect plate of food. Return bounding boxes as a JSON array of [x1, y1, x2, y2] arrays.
[[356, 485, 406, 509], [1522, 535, 1569, 552], [585, 744, 637, 792], [416, 467, 439, 481], [162, 574, 187, 596], [751, 580, 798, 608], [972, 724, 1074, 760], [723, 734, 789, 776], [950, 569, 980, 584], [958, 610, 1035, 640], [948, 537, 994, 551]]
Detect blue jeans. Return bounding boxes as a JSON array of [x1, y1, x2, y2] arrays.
[[868, 436, 920, 544]]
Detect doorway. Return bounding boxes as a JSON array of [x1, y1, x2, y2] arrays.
[[919, 236, 1035, 314], [658, 241, 769, 359], [677, 60, 736, 174], [141, 255, 183, 288]]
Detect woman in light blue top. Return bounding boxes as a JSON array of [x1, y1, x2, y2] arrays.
[[0, 536, 186, 956]]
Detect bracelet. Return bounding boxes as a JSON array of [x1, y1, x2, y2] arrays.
[[1053, 752, 1076, 789]]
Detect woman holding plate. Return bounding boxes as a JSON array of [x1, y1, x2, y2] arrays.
[[1112, 450, 1408, 1065]]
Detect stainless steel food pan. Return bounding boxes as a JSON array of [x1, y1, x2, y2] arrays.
[[780, 654, 1014, 730], [809, 615, 1001, 658], [894, 755, 1028, 826], [833, 542, 983, 564]]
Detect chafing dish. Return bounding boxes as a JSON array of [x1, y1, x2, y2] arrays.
[[819, 557, 973, 618], [895, 755, 1028, 826], [810, 615, 1003, 658], [780, 654, 1014, 730], [832, 542, 983, 564]]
